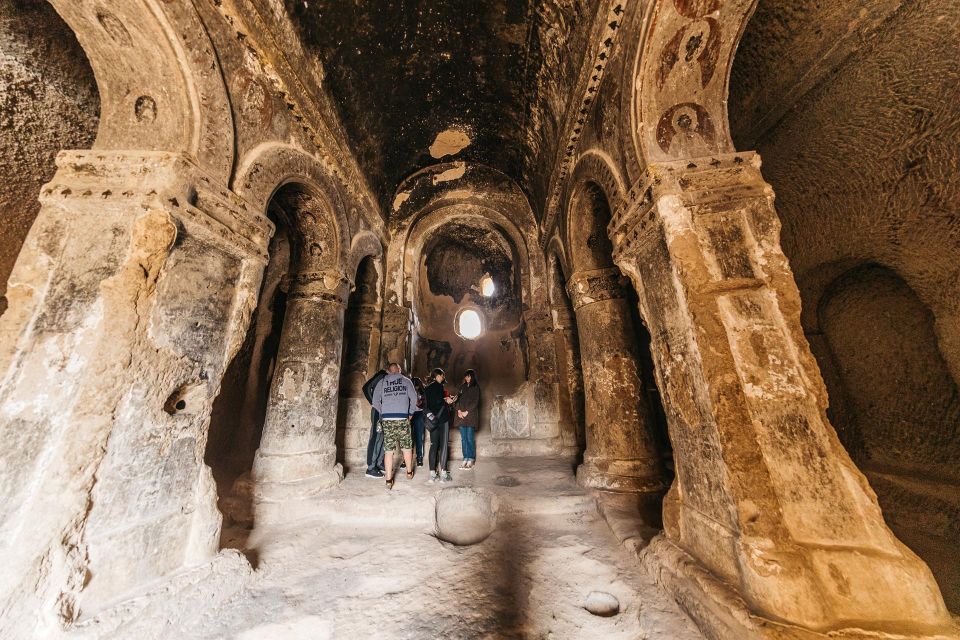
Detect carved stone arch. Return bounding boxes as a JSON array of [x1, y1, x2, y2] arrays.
[[628, 0, 757, 165], [386, 162, 544, 309], [400, 204, 536, 310], [562, 175, 621, 275], [49, 0, 234, 184], [545, 233, 572, 285], [347, 230, 385, 284], [234, 143, 353, 273], [556, 151, 624, 287], [565, 150, 627, 214]]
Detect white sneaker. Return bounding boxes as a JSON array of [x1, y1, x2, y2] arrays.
[[427, 471, 437, 483], [439, 471, 452, 483]]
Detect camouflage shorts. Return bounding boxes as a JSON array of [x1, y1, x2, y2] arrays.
[[381, 418, 412, 452]]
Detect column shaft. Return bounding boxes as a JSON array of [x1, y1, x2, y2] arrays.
[[253, 272, 348, 501], [567, 267, 664, 492]]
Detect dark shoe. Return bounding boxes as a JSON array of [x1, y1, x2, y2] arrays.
[[417, 458, 423, 467], [366, 469, 384, 479], [400, 460, 406, 469]]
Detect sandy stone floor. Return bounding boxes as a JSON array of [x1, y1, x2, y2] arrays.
[[156, 457, 702, 639]]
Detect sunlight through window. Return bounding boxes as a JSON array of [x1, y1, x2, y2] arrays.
[[457, 309, 482, 339], [480, 274, 496, 297]]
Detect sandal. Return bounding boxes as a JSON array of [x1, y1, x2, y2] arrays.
[[406, 468, 415, 480], [386, 478, 394, 490]]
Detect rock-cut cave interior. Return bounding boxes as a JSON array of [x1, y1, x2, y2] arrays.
[[1, 1, 958, 639]]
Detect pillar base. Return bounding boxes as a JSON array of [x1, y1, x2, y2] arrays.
[[639, 535, 960, 640], [251, 449, 343, 503], [576, 458, 666, 493]]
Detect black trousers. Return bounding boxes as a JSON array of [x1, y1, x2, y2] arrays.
[[365, 409, 384, 472], [427, 421, 450, 472]]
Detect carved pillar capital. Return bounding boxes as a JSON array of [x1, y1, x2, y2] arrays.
[[284, 269, 351, 303], [565, 267, 628, 311], [608, 151, 770, 267], [42, 150, 272, 263]]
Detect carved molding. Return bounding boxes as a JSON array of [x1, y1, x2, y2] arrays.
[[541, 1, 630, 241], [214, 0, 384, 234], [284, 269, 351, 303], [566, 267, 628, 311], [608, 151, 770, 263], [42, 151, 271, 262]]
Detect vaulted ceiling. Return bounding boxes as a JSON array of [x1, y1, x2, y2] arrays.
[[284, 0, 600, 218]]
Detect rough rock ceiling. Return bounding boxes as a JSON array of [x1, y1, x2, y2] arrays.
[[284, 0, 598, 218]]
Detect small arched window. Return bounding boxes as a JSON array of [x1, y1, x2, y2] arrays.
[[456, 308, 483, 340], [479, 274, 496, 297]]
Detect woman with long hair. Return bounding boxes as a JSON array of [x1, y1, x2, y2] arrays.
[[454, 369, 480, 470]]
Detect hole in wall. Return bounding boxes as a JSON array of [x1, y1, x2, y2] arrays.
[[479, 273, 495, 297], [164, 381, 205, 416], [456, 308, 482, 340]]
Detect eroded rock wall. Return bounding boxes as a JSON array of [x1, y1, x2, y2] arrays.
[[729, 0, 960, 611], [0, 0, 99, 314]]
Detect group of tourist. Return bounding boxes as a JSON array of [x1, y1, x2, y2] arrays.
[[363, 363, 480, 490]]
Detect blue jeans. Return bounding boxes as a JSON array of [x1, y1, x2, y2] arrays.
[[411, 411, 425, 460], [459, 426, 476, 461]]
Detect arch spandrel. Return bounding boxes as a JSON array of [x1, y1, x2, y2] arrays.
[[629, 0, 757, 166], [49, 0, 235, 185]]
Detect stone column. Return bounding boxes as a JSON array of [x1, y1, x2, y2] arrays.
[[522, 308, 565, 451], [252, 269, 349, 504], [550, 292, 586, 452], [338, 296, 383, 468], [379, 302, 412, 368], [608, 152, 952, 636], [0, 152, 267, 623], [566, 267, 664, 493]]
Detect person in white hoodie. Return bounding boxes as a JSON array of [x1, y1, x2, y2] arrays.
[[371, 363, 419, 489]]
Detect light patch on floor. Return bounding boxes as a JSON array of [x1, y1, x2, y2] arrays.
[[170, 458, 706, 640]]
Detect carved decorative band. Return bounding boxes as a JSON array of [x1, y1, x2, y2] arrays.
[[566, 267, 627, 311], [608, 152, 772, 263], [41, 151, 272, 261], [286, 270, 350, 303]]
